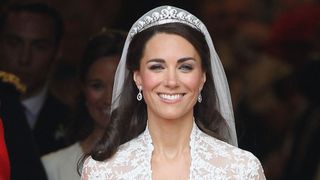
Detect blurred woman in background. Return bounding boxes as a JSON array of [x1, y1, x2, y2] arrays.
[[41, 29, 126, 180]]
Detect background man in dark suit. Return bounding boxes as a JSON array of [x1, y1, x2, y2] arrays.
[[0, 2, 70, 156]]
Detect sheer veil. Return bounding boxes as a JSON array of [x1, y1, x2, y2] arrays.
[[111, 6, 238, 146]]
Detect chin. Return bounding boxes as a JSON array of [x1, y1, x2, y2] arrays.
[[157, 112, 190, 121]]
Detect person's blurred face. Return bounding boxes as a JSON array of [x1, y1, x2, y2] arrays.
[[199, 0, 253, 38], [0, 12, 57, 97], [134, 33, 206, 121], [83, 56, 118, 129]]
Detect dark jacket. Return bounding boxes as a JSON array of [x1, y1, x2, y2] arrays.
[[0, 71, 71, 179]]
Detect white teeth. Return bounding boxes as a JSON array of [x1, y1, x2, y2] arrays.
[[159, 94, 182, 100]]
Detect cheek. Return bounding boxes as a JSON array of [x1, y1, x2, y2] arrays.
[[140, 72, 203, 92], [1, 48, 18, 66], [180, 73, 203, 91], [140, 71, 161, 91], [84, 89, 103, 105], [3, 45, 19, 57], [187, 76, 202, 89]]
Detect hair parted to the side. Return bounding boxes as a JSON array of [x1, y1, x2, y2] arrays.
[[91, 23, 230, 161]]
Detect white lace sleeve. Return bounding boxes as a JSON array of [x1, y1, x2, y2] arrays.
[[191, 130, 266, 179], [81, 132, 152, 180], [227, 150, 266, 179], [254, 157, 266, 180], [81, 156, 103, 180]]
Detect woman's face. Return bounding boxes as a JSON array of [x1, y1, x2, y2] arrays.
[[84, 56, 118, 129], [134, 33, 206, 121]]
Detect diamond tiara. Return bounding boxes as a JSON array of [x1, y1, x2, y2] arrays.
[[129, 6, 204, 38]]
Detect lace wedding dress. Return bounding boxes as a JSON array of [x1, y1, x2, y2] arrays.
[[82, 123, 265, 179]]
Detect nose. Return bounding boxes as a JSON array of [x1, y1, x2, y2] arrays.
[[18, 45, 32, 66], [164, 68, 178, 88]]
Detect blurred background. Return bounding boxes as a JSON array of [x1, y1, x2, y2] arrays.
[[1, 0, 319, 179]]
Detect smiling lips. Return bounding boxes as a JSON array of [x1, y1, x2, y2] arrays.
[[158, 93, 185, 101]]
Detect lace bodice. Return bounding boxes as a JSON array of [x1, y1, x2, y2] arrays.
[[82, 124, 265, 179]]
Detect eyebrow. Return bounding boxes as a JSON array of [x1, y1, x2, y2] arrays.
[[146, 57, 196, 63]]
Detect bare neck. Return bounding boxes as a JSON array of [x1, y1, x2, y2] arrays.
[[148, 116, 193, 159]]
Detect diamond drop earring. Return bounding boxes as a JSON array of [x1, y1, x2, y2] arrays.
[[137, 86, 143, 101], [198, 93, 202, 103]]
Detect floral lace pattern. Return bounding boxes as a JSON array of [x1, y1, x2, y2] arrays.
[[82, 124, 265, 180]]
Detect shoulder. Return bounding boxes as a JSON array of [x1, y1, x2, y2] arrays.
[[194, 131, 266, 179], [198, 131, 256, 159], [82, 133, 150, 179], [81, 149, 133, 179], [81, 156, 111, 179]]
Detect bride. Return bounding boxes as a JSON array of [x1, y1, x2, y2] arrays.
[[81, 5, 265, 179]]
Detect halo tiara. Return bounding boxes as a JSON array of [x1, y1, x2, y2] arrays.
[[129, 6, 205, 38]]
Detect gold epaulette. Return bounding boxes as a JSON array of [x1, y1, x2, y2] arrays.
[[0, 71, 26, 94]]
